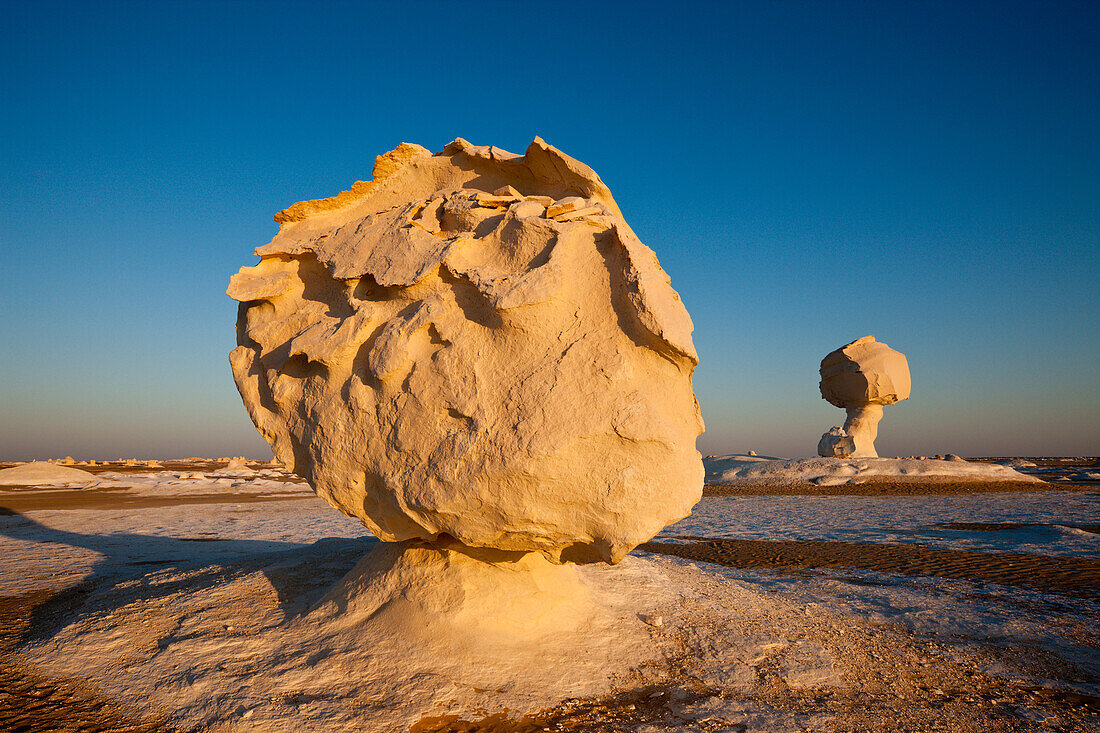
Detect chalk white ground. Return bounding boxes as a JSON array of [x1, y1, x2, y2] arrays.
[[0, 463, 1097, 731], [664, 491, 1100, 558]]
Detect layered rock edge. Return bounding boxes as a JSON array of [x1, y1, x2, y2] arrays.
[[228, 137, 704, 564]]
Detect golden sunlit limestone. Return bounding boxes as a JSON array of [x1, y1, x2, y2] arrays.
[[228, 137, 703, 564], [817, 335, 911, 458], [272, 143, 432, 224]]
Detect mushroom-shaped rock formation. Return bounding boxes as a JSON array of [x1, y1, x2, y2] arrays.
[[817, 335, 910, 458], [227, 137, 704, 566]]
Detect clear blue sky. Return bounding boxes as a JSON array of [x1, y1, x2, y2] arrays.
[[1, 0, 1097, 459]]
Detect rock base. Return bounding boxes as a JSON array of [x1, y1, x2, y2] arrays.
[[311, 540, 604, 651]]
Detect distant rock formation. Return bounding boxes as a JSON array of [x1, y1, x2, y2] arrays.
[[223, 457, 249, 472], [0, 462, 95, 485], [227, 137, 703, 565], [817, 335, 910, 458]]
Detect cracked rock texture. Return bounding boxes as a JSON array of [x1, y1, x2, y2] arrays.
[[228, 137, 704, 564]]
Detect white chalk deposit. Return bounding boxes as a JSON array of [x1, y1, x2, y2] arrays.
[[817, 335, 910, 458], [227, 137, 704, 564], [0, 462, 95, 485], [706, 454, 1043, 486]]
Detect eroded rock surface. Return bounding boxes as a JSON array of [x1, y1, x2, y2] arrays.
[[817, 335, 910, 458], [228, 137, 703, 563]]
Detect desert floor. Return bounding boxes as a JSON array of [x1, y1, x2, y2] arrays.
[[0, 458, 1097, 732]]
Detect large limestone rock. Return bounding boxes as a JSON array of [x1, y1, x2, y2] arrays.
[[228, 137, 704, 564], [817, 335, 910, 458]]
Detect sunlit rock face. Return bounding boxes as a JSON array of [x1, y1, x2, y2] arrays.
[[228, 137, 704, 564], [817, 335, 910, 458]]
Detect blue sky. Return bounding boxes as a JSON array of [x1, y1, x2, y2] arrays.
[[1, 0, 1097, 459]]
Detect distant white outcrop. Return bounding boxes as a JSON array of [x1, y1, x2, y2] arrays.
[[0, 461, 95, 486], [817, 335, 911, 458], [705, 454, 1042, 486]]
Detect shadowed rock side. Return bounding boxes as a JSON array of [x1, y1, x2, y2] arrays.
[[227, 137, 704, 564]]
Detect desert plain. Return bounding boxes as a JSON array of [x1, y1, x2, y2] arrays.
[[0, 455, 1097, 732]]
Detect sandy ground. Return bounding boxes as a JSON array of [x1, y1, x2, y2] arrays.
[[0, 490, 309, 512], [2, 572, 1097, 733], [640, 538, 1100, 600], [0, 590, 170, 733], [0, 460, 1097, 731]]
